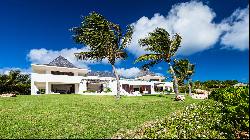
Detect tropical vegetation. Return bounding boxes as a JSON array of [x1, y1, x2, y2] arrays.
[[0, 70, 30, 95], [209, 86, 249, 137], [135, 28, 182, 98], [171, 59, 195, 96], [192, 80, 239, 91], [70, 12, 134, 99], [113, 86, 249, 139]]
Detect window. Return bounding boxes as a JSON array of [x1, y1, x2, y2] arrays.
[[51, 71, 74, 76]]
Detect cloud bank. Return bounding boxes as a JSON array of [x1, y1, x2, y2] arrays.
[[220, 6, 249, 51], [24, 1, 248, 74], [127, 1, 249, 57], [116, 67, 141, 78], [27, 47, 110, 69]]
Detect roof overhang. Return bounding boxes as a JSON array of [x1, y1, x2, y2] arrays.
[[31, 64, 90, 73]]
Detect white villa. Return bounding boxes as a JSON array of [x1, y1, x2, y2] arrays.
[[31, 56, 173, 95]]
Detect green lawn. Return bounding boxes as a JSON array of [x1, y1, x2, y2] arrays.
[[0, 94, 201, 139]]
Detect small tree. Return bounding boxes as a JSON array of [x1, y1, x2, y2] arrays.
[[135, 28, 182, 98], [0, 70, 30, 95], [70, 12, 133, 99], [172, 59, 195, 96]]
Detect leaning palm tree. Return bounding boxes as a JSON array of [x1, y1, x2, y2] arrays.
[[70, 12, 133, 99], [135, 28, 182, 98], [172, 59, 195, 96]]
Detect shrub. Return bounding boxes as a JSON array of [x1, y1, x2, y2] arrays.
[[113, 100, 233, 139], [0, 70, 30, 95], [83, 90, 96, 93], [103, 87, 112, 93], [209, 87, 249, 135], [178, 86, 188, 93]]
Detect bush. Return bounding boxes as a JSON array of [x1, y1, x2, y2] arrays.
[[103, 87, 112, 93], [83, 90, 96, 93], [0, 70, 30, 95], [113, 100, 233, 139], [209, 87, 249, 135], [113, 87, 249, 139], [178, 86, 188, 93]]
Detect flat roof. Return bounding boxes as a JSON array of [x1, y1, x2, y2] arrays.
[[31, 64, 90, 71]]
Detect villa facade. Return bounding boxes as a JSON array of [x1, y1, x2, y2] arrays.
[[31, 56, 173, 95]]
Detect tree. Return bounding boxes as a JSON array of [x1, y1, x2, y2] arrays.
[[70, 12, 134, 99], [0, 70, 31, 95], [172, 59, 195, 96], [135, 28, 182, 98]]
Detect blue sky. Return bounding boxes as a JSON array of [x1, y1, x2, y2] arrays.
[[0, 0, 249, 82]]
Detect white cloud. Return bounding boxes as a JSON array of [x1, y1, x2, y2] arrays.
[[167, 1, 222, 55], [128, 1, 222, 56], [128, 14, 170, 57], [27, 47, 110, 69], [116, 67, 141, 78], [0, 67, 31, 75], [128, 1, 249, 56], [220, 6, 249, 50]]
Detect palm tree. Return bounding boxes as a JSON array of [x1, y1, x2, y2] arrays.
[[135, 28, 182, 98], [70, 12, 133, 99], [172, 59, 195, 96]]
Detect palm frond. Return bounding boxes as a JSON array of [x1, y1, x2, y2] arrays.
[[141, 60, 161, 70], [134, 54, 163, 63], [74, 51, 104, 61], [120, 25, 134, 50], [170, 33, 182, 56]]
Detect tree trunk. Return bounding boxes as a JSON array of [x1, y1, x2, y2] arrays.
[[168, 63, 179, 97], [184, 87, 186, 95], [188, 79, 192, 96], [112, 64, 120, 99]]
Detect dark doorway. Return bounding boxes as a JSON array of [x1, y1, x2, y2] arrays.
[[51, 84, 75, 94]]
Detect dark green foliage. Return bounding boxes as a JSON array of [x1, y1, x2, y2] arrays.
[[0, 70, 30, 95], [171, 59, 195, 95], [113, 100, 232, 139], [82, 90, 96, 93], [135, 28, 182, 69], [193, 80, 239, 90], [171, 59, 195, 84], [134, 28, 182, 97], [103, 87, 112, 93], [114, 87, 250, 139], [70, 11, 134, 99], [178, 85, 188, 93], [209, 87, 249, 134], [70, 11, 133, 65]]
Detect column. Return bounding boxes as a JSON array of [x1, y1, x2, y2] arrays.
[[151, 84, 155, 94], [75, 84, 79, 94], [46, 82, 49, 94], [31, 81, 38, 95]]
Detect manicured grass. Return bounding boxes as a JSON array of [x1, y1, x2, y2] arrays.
[[0, 94, 201, 139]]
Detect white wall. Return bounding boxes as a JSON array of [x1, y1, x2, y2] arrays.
[[31, 73, 84, 83]]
